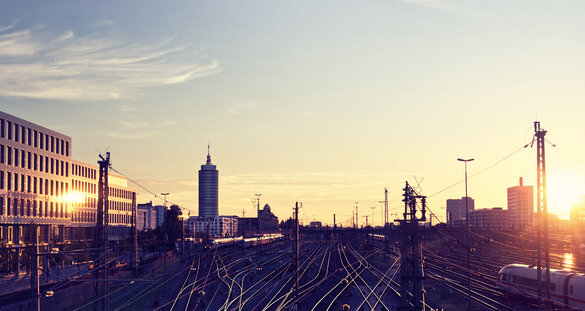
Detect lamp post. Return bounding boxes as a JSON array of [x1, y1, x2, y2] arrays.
[[255, 194, 262, 235], [161, 193, 170, 208], [458, 157, 474, 311]]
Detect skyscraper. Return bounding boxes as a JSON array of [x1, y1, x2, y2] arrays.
[[507, 177, 534, 229], [198, 145, 218, 217]]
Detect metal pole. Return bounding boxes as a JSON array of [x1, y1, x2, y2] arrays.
[[31, 224, 40, 311], [458, 158, 474, 311]]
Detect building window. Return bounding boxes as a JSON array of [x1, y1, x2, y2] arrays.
[[27, 176, 31, 193], [33, 177, 37, 194], [21, 126, 25, 144], [34, 154, 37, 170], [7, 121, 12, 140], [0, 145, 4, 164], [51, 136, 54, 152], [27, 128, 32, 145], [14, 173, 18, 192], [33, 201, 37, 217], [0, 119, 4, 138], [39, 133, 44, 149], [14, 123, 19, 141], [45, 135, 49, 151], [0, 197, 3, 215], [6, 198, 10, 216], [0, 170, 3, 189], [34, 130, 38, 147], [27, 152, 31, 169], [26, 199, 30, 216], [66, 141, 69, 156], [20, 174, 24, 192], [20, 150, 25, 168], [7, 172, 11, 190], [39, 201, 43, 217], [14, 148, 18, 167], [55, 159, 59, 175], [60, 161, 64, 176], [45, 157, 49, 173]]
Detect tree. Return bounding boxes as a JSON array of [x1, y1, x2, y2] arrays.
[[163, 205, 183, 242]]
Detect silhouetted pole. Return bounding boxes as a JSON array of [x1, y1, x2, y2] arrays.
[[534, 121, 551, 310], [294, 202, 301, 309], [354, 202, 359, 229], [384, 188, 389, 228], [458, 157, 474, 311], [31, 224, 40, 311], [131, 192, 138, 273]]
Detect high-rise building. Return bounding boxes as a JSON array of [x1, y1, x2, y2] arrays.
[[446, 197, 474, 226], [507, 177, 534, 229], [198, 146, 218, 217]]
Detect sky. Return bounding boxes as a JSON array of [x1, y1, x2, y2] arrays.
[[1, 0, 585, 225]]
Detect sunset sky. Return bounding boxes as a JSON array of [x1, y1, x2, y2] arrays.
[[1, 1, 584, 225]]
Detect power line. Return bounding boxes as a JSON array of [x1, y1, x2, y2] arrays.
[[428, 145, 528, 198]]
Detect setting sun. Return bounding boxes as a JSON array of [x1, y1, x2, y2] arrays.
[[547, 169, 585, 219]]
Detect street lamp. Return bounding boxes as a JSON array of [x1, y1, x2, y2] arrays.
[[161, 193, 170, 208], [255, 194, 262, 235], [458, 157, 474, 311]]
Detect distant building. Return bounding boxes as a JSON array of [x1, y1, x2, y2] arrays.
[[310, 221, 322, 228], [507, 177, 534, 229], [238, 204, 279, 236], [137, 201, 165, 229], [188, 216, 238, 238], [446, 197, 474, 226], [469, 208, 509, 228], [198, 146, 218, 218]]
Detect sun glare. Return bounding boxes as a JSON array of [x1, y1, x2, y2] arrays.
[[546, 169, 585, 219], [66, 191, 84, 204]]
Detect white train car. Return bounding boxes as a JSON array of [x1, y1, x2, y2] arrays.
[[498, 264, 585, 310], [241, 233, 284, 248], [368, 233, 387, 242], [207, 237, 243, 249]]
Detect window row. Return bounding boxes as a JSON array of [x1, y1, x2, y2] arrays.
[[0, 170, 68, 197], [71, 211, 131, 224], [72, 164, 96, 179], [109, 187, 134, 200], [72, 211, 95, 223], [0, 145, 69, 177], [72, 179, 96, 194], [0, 119, 69, 156], [0, 197, 68, 218], [109, 200, 134, 212]]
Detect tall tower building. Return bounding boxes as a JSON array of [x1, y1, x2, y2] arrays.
[[198, 145, 218, 217], [507, 177, 534, 229]]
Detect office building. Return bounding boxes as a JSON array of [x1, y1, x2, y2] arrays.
[[469, 207, 509, 228], [137, 201, 165, 229], [446, 197, 474, 226], [0, 111, 136, 275], [507, 177, 534, 229], [188, 215, 238, 238], [198, 146, 218, 217]]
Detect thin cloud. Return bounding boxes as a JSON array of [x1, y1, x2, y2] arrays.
[[0, 25, 220, 100]]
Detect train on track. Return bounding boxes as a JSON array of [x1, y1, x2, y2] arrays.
[[368, 233, 388, 241], [205, 233, 284, 249], [498, 264, 585, 310]]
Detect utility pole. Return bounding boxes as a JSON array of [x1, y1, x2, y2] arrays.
[[31, 224, 40, 311], [398, 182, 426, 311], [384, 188, 389, 228], [255, 194, 262, 235], [333, 214, 336, 231], [95, 152, 110, 311], [131, 192, 138, 274], [294, 201, 301, 309], [458, 157, 474, 311], [354, 202, 359, 229], [534, 121, 551, 310]]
